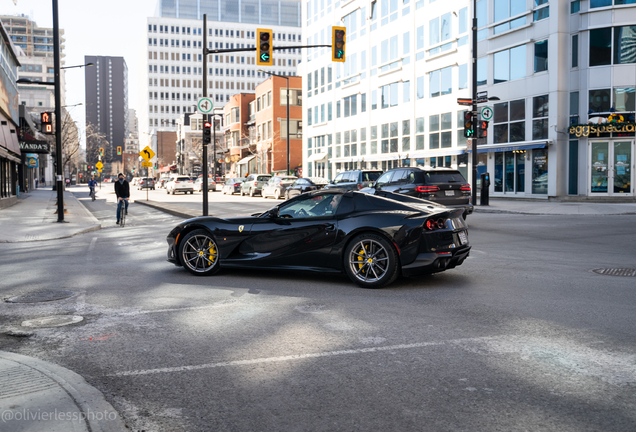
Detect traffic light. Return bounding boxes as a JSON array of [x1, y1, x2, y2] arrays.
[[117, 146, 122, 155], [99, 147, 104, 156], [256, 29, 273, 66], [332, 26, 346, 62], [478, 120, 489, 139], [203, 122, 212, 144], [463, 112, 475, 138], [41, 112, 53, 134]]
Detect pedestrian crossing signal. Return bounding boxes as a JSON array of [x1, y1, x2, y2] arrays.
[[41, 112, 53, 134], [478, 120, 489, 139], [332, 27, 346, 62]]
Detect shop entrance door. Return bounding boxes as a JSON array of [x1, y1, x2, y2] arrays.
[[590, 142, 633, 195]]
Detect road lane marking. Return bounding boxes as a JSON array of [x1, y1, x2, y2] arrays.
[[110, 337, 493, 377]]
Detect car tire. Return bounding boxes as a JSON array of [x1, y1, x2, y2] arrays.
[[171, 189, 175, 195], [274, 189, 280, 200], [166, 189, 169, 194], [240, 190, 245, 196], [179, 229, 221, 276], [285, 191, 289, 200], [249, 188, 255, 197], [344, 233, 399, 289]]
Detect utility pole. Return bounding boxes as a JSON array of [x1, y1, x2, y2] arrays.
[[471, 0, 478, 206], [202, 14, 209, 216], [53, 0, 64, 222]]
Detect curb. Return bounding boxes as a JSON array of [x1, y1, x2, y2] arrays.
[[473, 208, 636, 216], [70, 191, 102, 226], [0, 224, 102, 243], [0, 350, 126, 432], [134, 199, 201, 219]]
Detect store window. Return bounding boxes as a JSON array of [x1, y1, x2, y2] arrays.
[[532, 149, 548, 194], [493, 100, 526, 144], [532, 95, 549, 140]]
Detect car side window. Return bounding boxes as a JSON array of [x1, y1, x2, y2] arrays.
[[406, 171, 417, 184], [334, 173, 345, 183], [375, 171, 394, 188], [278, 195, 342, 218], [391, 170, 409, 185]]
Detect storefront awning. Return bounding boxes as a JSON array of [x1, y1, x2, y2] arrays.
[[236, 154, 256, 165], [307, 151, 328, 162], [466, 141, 548, 153]]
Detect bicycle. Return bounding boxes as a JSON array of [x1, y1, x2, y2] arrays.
[[90, 188, 96, 201], [118, 198, 129, 227]]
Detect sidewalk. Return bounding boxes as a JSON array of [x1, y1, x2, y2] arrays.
[[474, 198, 636, 215], [0, 350, 125, 431], [0, 187, 101, 243]]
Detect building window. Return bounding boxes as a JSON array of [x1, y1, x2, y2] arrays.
[[415, 117, 425, 150], [493, 0, 526, 34], [590, 28, 612, 66], [532, 95, 549, 140], [534, 40, 548, 73], [533, 5, 549, 21], [458, 64, 468, 90], [477, 57, 487, 86], [380, 82, 399, 108], [429, 66, 452, 98], [429, 13, 452, 55], [494, 45, 526, 83], [493, 100, 526, 144], [572, 34, 579, 68]]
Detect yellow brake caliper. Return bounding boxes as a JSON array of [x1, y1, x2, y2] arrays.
[[357, 245, 368, 274], [208, 241, 217, 266]]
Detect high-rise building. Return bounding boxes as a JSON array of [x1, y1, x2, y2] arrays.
[[139, 0, 303, 153], [302, 0, 636, 200], [2, 14, 67, 106], [84, 56, 129, 168]]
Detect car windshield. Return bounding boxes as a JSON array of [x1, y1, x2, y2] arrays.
[[425, 171, 467, 183], [257, 176, 271, 181], [176, 177, 189, 181]]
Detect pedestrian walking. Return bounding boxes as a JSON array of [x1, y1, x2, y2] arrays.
[[41, 176, 45, 186], [35, 177, 38, 188]]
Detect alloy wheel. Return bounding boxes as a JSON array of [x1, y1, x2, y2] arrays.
[[182, 234, 219, 273], [348, 239, 390, 283]]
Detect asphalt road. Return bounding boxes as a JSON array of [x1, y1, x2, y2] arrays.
[[1, 189, 635, 431]]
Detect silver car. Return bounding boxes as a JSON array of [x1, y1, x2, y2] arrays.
[[261, 175, 297, 199]]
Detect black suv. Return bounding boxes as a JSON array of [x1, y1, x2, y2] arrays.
[[367, 167, 473, 218], [325, 170, 383, 191]]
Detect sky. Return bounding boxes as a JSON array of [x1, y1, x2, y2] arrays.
[[5, 0, 158, 143]]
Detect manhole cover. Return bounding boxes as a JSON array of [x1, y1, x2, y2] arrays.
[[21, 316, 83, 328], [592, 268, 636, 277], [6, 290, 74, 303]]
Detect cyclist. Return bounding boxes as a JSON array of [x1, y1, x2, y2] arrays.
[[114, 173, 130, 225], [88, 176, 97, 198]]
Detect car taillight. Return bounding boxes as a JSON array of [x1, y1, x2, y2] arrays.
[[357, 183, 363, 190], [175, 181, 180, 184], [234, 183, 241, 187], [425, 218, 447, 231], [415, 186, 440, 193], [254, 181, 258, 186], [460, 184, 471, 191]]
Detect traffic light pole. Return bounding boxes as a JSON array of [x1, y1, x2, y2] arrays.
[[204, 44, 331, 56], [53, 0, 64, 222], [202, 14, 209, 216], [471, 0, 478, 206]]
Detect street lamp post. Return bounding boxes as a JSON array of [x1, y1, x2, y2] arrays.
[[259, 70, 290, 175], [53, 0, 64, 222]]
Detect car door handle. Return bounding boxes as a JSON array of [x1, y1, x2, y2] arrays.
[[324, 223, 336, 231]]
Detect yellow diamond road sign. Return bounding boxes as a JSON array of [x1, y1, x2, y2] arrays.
[[140, 146, 155, 162], [95, 161, 103, 169]]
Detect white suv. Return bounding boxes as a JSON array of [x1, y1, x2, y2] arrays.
[[166, 176, 194, 195]]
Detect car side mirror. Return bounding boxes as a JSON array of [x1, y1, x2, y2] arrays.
[[268, 208, 279, 218]]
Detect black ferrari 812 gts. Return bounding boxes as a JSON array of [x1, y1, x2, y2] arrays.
[[166, 190, 470, 288]]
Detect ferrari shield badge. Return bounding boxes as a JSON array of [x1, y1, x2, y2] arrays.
[[239, 225, 244, 233]]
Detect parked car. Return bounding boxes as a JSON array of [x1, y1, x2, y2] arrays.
[[131, 177, 141, 186], [138, 177, 156, 190], [166, 176, 194, 194], [194, 177, 217, 192], [363, 167, 473, 219], [240, 174, 272, 197], [262, 175, 297, 199], [325, 170, 383, 191], [221, 178, 245, 195], [285, 177, 330, 199]]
